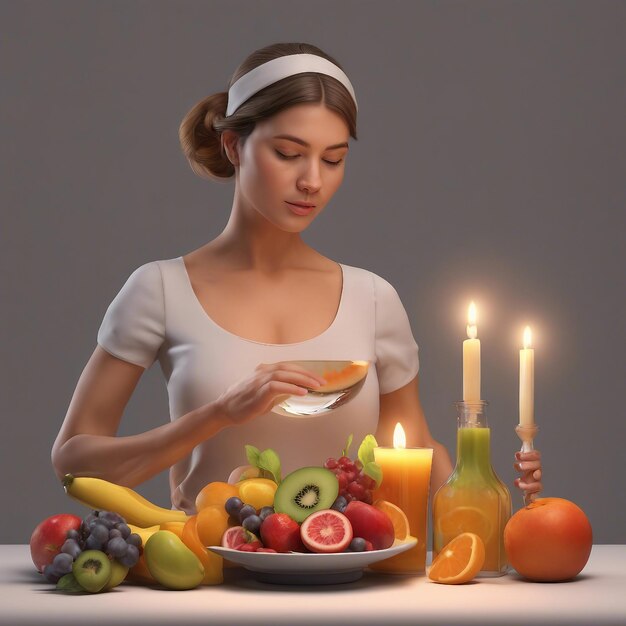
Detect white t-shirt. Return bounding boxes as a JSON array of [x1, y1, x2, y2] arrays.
[[97, 257, 419, 513]]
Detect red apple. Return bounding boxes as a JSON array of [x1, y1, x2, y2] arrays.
[[344, 501, 395, 550], [30, 513, 82, 572], [504, 497, 593, 582], [260, 513, 305, 552]]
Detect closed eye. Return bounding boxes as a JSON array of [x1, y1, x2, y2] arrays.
[[274, 150, 343, 166]]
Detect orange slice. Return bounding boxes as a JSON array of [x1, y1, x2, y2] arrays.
[[373, 500, 410, 540], [435, 506, 493, 543], [428, 532, 485, 584]]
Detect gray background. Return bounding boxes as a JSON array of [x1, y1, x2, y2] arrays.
[[2, 0, 624, 544]]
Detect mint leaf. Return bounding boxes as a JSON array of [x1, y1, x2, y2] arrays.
[[257, 448, 282, 484], [357, 434, 378, 468], [245, 445, 261, 467], [363, 461, 383, 488], [56, 573, 86, 594], [341, 433, 353, 458]]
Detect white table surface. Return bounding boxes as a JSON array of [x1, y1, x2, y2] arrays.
[[1, 545, 624, 626]]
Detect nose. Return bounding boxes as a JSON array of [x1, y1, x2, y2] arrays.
[[296, 160, 322, 195]]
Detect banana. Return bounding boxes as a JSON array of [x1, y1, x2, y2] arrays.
[[63, 474, 189, 527]]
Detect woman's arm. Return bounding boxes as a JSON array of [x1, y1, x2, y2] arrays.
[[375, 375, 454, 494], [52, 348, 327, 488], [51, 346, 232, 488]]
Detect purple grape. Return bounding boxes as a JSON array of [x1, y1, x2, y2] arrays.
[[258, 506, 274, 521], [117, 544, 139, 568], [66, 529, 81, 541], [83, 512, 98, 526], [52, 552, 74, 575], [109, 528, 122, 539], [116, 523, 131, 539], [242, 514, 262, 535], [238, 504, 256, 523], [349, 537, 366, 552], [99, 510, 125, 525], [43, 563, 61, 584], [85, 534, 103, 551], [107, 537, 128, 558], [225, 496, 244, 516], [331, 495, 348, 513], [126, 533, 142, 548], [61, 539, 82, 560], [89, 523, 109, 544]]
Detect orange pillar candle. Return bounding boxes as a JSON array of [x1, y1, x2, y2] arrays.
[[370, 423, 433, 573]]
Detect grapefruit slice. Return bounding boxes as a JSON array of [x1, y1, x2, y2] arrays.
[[300, 510, 353, 553]]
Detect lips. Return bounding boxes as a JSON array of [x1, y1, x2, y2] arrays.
[[285, 201, 316, 216]]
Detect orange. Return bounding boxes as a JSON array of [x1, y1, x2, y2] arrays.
[[373, 500, 410, 540], [237, 478, 278, 510], [195, 481, 239, 511], [428, 532, 485, 584], [160, 521, 186, 539], [196, 505, 230, 547], [181, 515, 224, 585], [435, 506, 493, 542]]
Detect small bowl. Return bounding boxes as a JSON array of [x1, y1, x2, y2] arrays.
[[272, 360, 370, 417]]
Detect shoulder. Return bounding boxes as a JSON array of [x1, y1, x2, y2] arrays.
[[340, 263, 400, 298]]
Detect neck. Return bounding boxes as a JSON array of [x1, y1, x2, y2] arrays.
[[213, 192, 311, 273]]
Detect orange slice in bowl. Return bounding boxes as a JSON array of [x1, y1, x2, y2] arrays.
[[373, 500, 410, 540], [428, 532, 485, 584]]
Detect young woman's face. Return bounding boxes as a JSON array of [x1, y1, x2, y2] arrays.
[[231, 103, 350, 232]]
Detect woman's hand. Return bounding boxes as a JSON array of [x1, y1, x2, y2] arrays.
[[215, 362, 327, 425], [514, 450, 543, 505]]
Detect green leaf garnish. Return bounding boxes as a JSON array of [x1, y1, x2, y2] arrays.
[[342, 433, 353, 457], [244, 446, 281, 484], [363, 461, 383, 488], [358, 434, 382, 487], [245, 445, 261, 467], [56, 573, 86, 594], [357, 434, 378, 467]]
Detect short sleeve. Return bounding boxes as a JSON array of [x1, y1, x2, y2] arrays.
[[97, 262, 165, 369], [373, 273, 420, 394]]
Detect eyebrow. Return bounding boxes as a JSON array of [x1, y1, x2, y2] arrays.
[[273, 134, 349, 150]]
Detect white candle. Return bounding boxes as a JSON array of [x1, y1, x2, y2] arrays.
[[519, 326, 535, 426], [463, 302, 481, 402]]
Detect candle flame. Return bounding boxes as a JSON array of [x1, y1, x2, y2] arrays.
[[523, 326, 532, 349], [467, 301, 477, 339], [393, 423, 406, 449]]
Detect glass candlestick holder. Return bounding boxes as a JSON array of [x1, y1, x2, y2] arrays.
[[515, 423, 539, 505]]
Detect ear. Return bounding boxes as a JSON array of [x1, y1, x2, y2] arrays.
[[221, 130, 240, 166]]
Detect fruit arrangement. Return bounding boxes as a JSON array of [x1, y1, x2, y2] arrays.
[[31, 509, 142, 593], [30, 432, 413, 592], [211, 435, 405, 556]]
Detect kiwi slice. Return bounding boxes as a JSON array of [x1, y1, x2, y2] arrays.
[[273, 467, 339, 523], [72, 550, 112, 593]]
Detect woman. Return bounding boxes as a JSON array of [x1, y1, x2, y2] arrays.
[[51, 42, 542, 513]]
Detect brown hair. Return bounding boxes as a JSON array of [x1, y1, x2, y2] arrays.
[[178, 42, 358, 181]]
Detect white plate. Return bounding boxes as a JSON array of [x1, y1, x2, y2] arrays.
[[208, 537, 417, 585]]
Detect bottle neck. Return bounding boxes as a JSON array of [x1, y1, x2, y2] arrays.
[[455, 401, 492, 472]]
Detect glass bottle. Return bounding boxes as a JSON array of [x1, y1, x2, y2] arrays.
[[432, 401, 512, 576]]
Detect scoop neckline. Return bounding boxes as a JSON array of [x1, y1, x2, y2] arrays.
[[176, 256, 346, 347]]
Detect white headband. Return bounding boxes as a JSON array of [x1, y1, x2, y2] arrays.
[[225, 53, 358, 117]]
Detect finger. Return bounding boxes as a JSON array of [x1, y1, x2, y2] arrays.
[[517, 479, 543, 494], [514, 461, 542, 473], [265, 369, 327, 389], [516, 450, 541, 462], [263, 380, 309, 398], [263, 363, 327, 385]]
